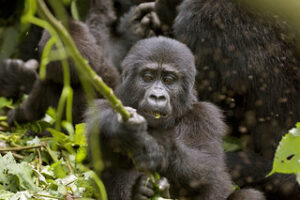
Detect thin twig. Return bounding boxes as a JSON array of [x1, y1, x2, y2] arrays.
[[36, 149, 42, 185], [36, 0, 131, 122], [1, 151, 25, 159], [0, 144, 44, 152]]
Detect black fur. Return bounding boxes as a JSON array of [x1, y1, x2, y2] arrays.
[[86, 37, 265, 200], [87, 0, 162, 70], [6, 19, 120, 124], [173, 0, 300, 159], [0, 59, 38, 100], [164, 0, 300, 198]]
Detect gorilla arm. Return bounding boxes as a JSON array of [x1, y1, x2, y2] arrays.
[[86, 99, 163, 200], [152, 102, 233, 200], [86, 99, 163, 171]]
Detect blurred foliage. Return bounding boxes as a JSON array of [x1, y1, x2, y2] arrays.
[[0, 0, 90, 60], [0, 98, 105, 199], [0, 0, 24, 27], [269, 123, 300, 185], [71, 0, 91, 21], [223, 136, 243, 152]]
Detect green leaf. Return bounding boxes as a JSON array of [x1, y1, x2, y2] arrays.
[[51, 161, 67, 178], [223, 136, 242, 152], [0, 26, 19, 59], [0, 190, 14, 199], [10, 162, 37, 191], [269, 127, 300, 176], [0, 97, 13, 109], [74, 123, 87, 146], [0, 153, 17, 191], [0, 153, 37, 192], [62, 121, 74, 136], [46, 107, 57, 121], [48, 128, 75, 154], [0, 190, 32, 200], [76, 146, 87, 163]]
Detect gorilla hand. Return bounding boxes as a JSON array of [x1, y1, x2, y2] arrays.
[[133, 175, 155, 200], [116, 107, 163, 172], [129, 2, 161, 37]]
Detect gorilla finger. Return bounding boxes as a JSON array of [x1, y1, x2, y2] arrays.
[[140, 14, 151, 27], [118, 107, 137, 122], [4, 59, 23, 66], [139, 186, 155, 197], [124, 106, 137, 115], [24, 59, 39, 71], [149, 11, 161, 30], [132, 2, 155, 20], [148, 30, 155, 37], [139, 176, 154, 188], [133, 194, 148, 200], [157, 177, 170, 191], [128, 110, 146, 124], [134, 27, 144, 36]]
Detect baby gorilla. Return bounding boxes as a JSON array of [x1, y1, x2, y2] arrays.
[[86, 37, 265, 200]]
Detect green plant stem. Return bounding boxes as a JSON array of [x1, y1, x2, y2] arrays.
[[22, 0, 72, 130], [33, 1, 166, 199], [0, 116, 7, 121], [0, 144, 44, 152], [1, 151, 25, 159], [90, 171, 108, 200], [36, 0, 131, 122]]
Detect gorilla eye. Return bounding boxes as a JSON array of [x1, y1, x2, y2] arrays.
[[142, 72, 154, 82], [162, 74, 177, 84]]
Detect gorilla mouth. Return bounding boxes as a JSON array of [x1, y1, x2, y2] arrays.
[[142, 110, 167, 119]]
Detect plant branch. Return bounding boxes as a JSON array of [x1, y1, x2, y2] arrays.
[[0, 144, 44, 152], [36, 0, 131, 122]]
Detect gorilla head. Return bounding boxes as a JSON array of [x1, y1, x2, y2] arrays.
[[116, 36, 197, 128]]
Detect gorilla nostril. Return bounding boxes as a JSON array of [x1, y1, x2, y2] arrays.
[[158, 96, 166, 101], [150, 94, 158, 100], [149, 94, 166, 102]]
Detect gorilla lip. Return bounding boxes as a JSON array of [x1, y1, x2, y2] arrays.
[[142, 110, 167, 119]]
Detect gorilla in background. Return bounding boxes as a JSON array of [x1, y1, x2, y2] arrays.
[[86, 36, 265, 200], [154, 0, 300, 199], [1, 0, 158, 125], [0, 59, 38, 100], [87, 0, 162, 71], [6, 19, 120, 125]]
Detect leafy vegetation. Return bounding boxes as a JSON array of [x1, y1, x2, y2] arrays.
[[269, 123, 300, 185], [0, 0, 299, 199], [0, 0, 170, 199], [0, 99, 106, 199]]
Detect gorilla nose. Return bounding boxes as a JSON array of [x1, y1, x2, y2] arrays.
[[148, 94, 167, 107]]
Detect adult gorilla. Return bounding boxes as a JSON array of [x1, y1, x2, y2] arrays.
[[86, 37, 265, 200], [154, 0, 300, 199]]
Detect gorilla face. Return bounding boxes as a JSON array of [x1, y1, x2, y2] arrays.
[[117, 36, 197, 129], [137, 62, 180, 127]]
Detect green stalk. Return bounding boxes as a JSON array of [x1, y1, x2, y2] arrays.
[[36, 0, 131, 122], [30, 1, 169, 199]]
